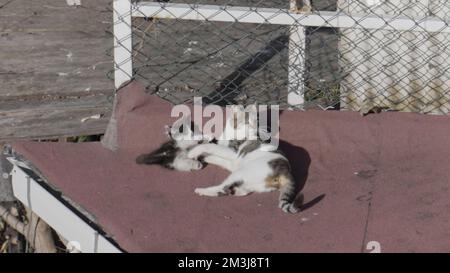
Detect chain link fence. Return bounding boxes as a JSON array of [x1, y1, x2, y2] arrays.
[[110, 0, 450, 114]]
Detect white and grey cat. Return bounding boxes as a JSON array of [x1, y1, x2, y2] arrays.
[[188, 106, 300, 213], [136, 120, 210, 171]]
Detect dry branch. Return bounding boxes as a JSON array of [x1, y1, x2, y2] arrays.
[[0, 204, 56, 253]]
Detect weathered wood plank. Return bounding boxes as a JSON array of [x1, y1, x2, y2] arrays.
[[0, 95, 112, 141], [0, 6, 113, 98], [0, 0, 111, 32], [0, 0, 114, 140]]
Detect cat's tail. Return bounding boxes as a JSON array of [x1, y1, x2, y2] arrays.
[[278, 173, 300, 214], [136, 153, 161, 165]]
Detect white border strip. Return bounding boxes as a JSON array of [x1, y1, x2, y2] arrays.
[[132, 2, 450, 33], [9, 161, 122, 253]]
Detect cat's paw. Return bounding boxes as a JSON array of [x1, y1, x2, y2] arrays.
[[194, 187, 217, 196], [194, 188, 207, 196], [279, 202, 299, 214], [190, 160, 204, 171]]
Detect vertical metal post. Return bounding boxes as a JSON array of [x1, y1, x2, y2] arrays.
[[113, 0, 133, 89], [288, 0, 306, 108]]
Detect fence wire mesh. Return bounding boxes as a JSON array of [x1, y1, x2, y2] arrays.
[[110, 0, 450, 114]]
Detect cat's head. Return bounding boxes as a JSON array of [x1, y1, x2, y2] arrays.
[[225, 105, 259, 141], [165, 118, 212, 149]]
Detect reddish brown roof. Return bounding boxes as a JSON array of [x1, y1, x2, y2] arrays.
[[12, 81, 450, 252]]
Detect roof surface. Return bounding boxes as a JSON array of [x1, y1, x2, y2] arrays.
[[12, 81, 450, 252]]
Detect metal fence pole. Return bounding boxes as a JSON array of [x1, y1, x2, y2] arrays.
[[113, 0, 133, 89], [288, 0, 306, 108]]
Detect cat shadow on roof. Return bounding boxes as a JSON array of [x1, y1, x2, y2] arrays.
[[261, 108, 319, 210], [276, 140, 325, 211]]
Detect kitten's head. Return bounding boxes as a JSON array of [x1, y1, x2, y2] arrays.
[[226, 105, 258, 141], [165, 119, 211, 149]]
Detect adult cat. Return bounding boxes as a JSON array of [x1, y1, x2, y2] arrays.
[[188, 106, 300, 213]]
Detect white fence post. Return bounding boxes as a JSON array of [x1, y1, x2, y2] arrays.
[[287, 0, 306, 108], [113, 0, 133, 89]]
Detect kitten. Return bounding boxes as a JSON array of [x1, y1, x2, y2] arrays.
[[304, 0, 313, 10], [136, 120, 210, 172], [188, 106, 300, 213], [291, 0, 313, 13], [299, 0, 313, 13]]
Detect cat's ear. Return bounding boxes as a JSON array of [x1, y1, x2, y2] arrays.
[[164, 125, 172, 138], [246, 104, 258, 126], [234, 105, 247, 123]]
